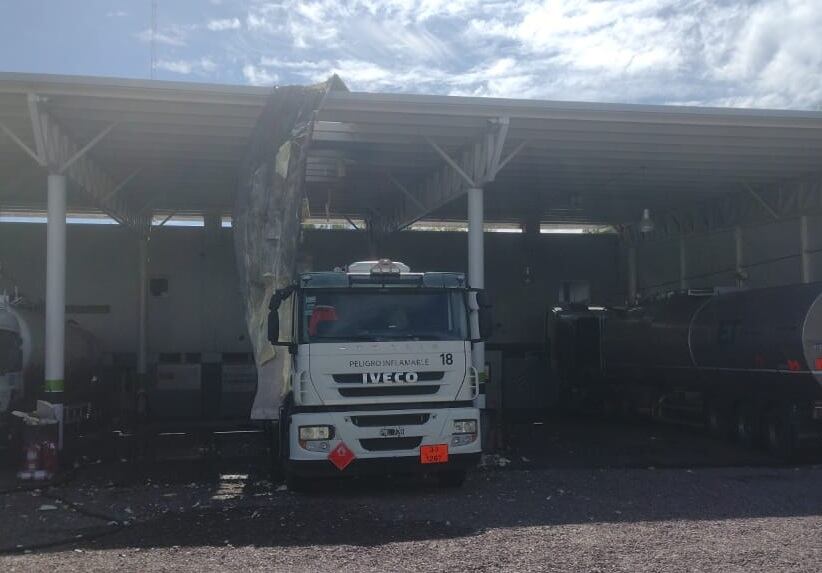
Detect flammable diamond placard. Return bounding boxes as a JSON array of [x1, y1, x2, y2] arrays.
[[328, 441, 355, 471]]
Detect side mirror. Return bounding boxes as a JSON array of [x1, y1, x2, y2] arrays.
[[267, 285, 295, 346], [476, 290, 491, 309], [474, 289, 494, 341], [478, 307, 494, 340], [267, 308, 280, 344]]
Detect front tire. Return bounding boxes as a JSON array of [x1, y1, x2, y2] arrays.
[[734, 401, 760, 448]]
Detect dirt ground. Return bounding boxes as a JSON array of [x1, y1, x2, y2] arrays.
[[1, 417, 821, 572]]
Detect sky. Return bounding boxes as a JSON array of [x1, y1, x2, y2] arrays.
[[1, 0, 821, 109]]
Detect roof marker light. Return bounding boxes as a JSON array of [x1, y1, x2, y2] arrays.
[[347, 260, 411, 274], [370, 259, 403, 275]]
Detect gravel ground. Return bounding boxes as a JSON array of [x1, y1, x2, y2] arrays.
[[1, 419, 821, 572]]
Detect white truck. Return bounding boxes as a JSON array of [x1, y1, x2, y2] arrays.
[[267, 260, 490, 488]]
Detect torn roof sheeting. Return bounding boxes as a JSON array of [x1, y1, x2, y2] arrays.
[[233, 75, 347, 420]]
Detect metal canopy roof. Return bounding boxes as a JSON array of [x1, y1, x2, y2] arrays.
[[310, 91, 822, 226], [2, 72, 822, 228], [0, 73, 269, 223]]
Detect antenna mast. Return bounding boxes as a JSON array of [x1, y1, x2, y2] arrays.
[[150, 0, 158, 79]]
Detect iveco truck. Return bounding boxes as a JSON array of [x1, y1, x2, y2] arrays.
[[267, 260, 489, 488]]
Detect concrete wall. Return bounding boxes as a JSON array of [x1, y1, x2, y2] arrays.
[[0, 223, 249, 359], [631, 214, 822, 297], [0, 222, 621, 358]]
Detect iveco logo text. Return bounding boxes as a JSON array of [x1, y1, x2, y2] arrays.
[[362, 372, 419, 384]]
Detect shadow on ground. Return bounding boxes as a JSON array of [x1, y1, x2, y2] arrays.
[[3, 415, 821, 554]]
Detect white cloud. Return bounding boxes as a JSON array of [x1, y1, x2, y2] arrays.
[[135, 27, 187, 47], [156, 58, 218, 75], [243, 64, 278, 86], [106, 10, 128, 18], [709, 0, 822, 108], [207, 18, 241, 31], [199, 0, 822, 109]]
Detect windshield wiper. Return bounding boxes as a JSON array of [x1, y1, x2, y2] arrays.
[[382, 333, 450, 341], [311, 335, 379, 342]]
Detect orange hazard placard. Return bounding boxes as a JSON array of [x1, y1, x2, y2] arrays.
[[328, 442, 355, 471], [420, 444, 449, 464]]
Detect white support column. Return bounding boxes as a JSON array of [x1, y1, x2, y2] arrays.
[[734, 225, 745, 287], [627, 245, 637, 304], [800, 215, 812, 284], [45, 174, 67, 396], [679, 237, 688, 291], [467, 186, 485, 408], [137, 236, 149, 376]]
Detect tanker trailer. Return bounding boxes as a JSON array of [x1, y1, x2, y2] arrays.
[[601, 284, 822, 459], [0, 294, 102, 447]]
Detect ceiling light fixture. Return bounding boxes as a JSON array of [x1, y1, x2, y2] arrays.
[[639, 208, 654, 233]]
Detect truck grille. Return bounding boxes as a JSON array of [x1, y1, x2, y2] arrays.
[[338, 386, 439, 398], [360, 437, 423, 451], [350, 413, 430, 427], [332, 372, 444, 383]]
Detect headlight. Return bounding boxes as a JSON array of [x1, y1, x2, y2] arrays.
[[299, 425, 334, 441], [453, 419, 477, 434]]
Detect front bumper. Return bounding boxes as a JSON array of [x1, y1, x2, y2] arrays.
[[286, 406, 481, 476], [288, 452, 481, 477]]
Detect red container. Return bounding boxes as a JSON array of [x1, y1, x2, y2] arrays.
[[17, 420, 59, 480]]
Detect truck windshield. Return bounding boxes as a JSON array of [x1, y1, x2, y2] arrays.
[[301, 291, 468, 343], [0, 330, 23, 375]]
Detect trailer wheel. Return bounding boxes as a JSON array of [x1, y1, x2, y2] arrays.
[[437, 469, 467, 488], [704, 399, 730, 439], [734, 402, 759, 448], [764, 405, 798, 462]]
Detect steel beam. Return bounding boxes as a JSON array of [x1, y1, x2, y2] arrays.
[[24, 94, 146, 230], [374, 117, 516, 232], [622, 175, 822, 244], [745, 182, 780, 220], [58, 122, 117, 174], [800, 215, 812, 283], [0, 122, 45, 166], [387, 173, 425, 211]]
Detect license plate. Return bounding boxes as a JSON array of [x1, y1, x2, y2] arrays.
[[420, 444, 449, 464]]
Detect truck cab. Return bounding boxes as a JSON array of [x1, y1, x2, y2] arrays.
[[268, 260, 488, 487]]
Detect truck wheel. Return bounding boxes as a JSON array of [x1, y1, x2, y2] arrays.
[[437, 469, 467, 488], [704, 399, 730, 439], [734, 402, 759, 448], [764, 405, 798, 462]]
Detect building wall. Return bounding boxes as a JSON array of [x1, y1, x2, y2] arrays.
[[631, 214, 822, 297], [0, 223, 621, 358], [0, 223, 249, 359]]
